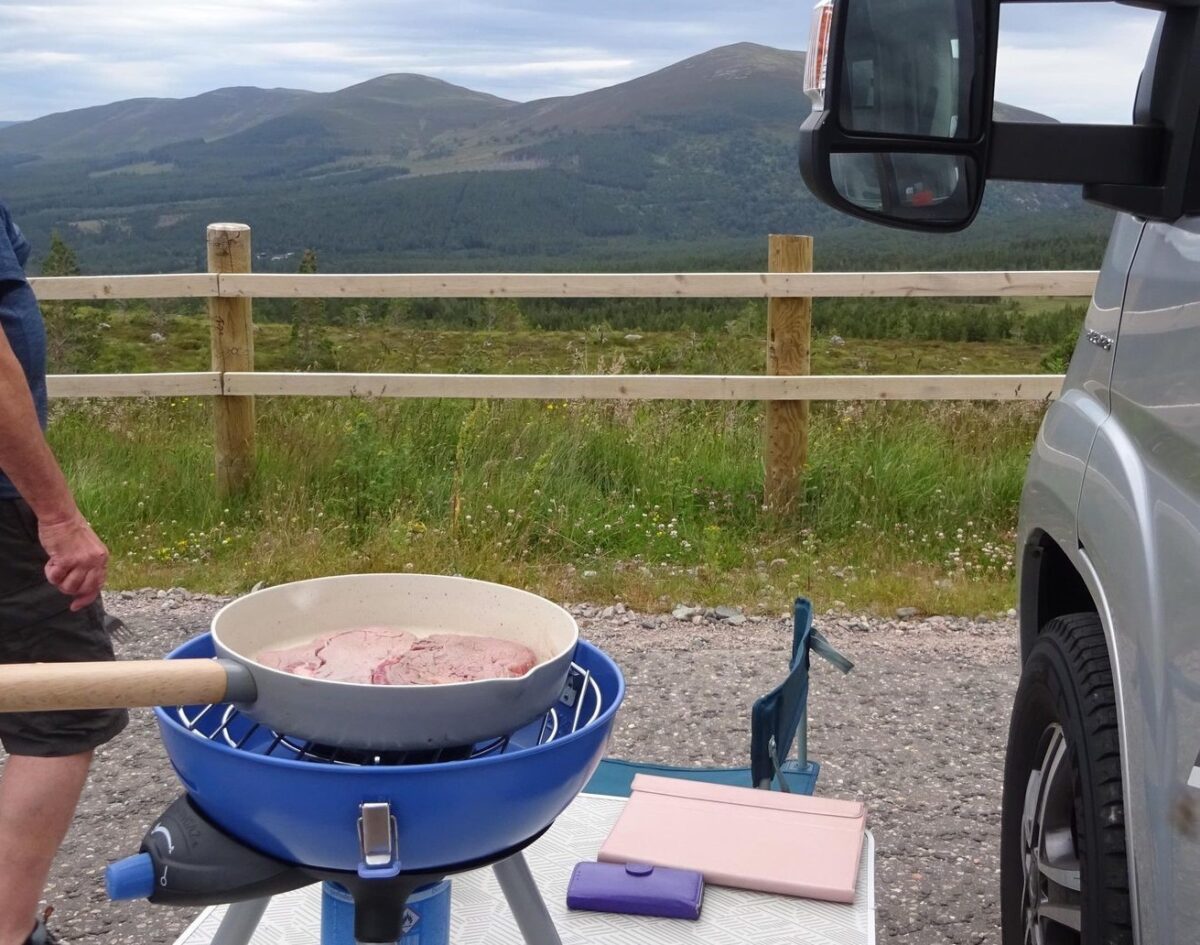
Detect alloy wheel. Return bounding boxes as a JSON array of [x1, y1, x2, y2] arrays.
[[1020, 723, 1083, 944]]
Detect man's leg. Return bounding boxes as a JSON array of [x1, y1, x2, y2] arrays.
[[0, 752, 92, 945], [0, 500, 127, 941]]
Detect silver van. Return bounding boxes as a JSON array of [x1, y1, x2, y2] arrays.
[[798, 3, 1200, 942]]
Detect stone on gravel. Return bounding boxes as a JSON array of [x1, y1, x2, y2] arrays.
[[714, 605, 743, 621], [896, 607, 920, 619], [672, 605, 700, 620]]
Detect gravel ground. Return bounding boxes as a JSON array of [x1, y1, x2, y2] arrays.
[[7, 590, 1020, 945]]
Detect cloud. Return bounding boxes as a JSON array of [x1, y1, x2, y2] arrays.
[[0, 0, 1161, 122], [995, 4, 1161, 122]]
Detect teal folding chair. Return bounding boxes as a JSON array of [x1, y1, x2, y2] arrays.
[[585, 598, 853, 798]]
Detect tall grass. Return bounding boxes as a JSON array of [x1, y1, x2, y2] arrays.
[[53, 395, 1042, 615], [42, 302, 1063, 614]]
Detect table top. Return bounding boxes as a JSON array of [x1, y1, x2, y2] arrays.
[[176, 793, 876, 945]]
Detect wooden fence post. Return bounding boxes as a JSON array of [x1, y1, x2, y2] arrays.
[[764, 234, 813, 512], [207, 223, 255, 498]]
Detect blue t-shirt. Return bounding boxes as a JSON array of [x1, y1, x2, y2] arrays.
[[0, 201, 48, 500]]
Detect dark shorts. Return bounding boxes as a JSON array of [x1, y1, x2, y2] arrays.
[[0, 498, 128, 756]]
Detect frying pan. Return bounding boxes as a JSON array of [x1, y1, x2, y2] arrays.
[[0, 574, 579, 750]]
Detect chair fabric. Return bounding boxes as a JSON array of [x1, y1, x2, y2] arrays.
[[584, 598, 850, 798]]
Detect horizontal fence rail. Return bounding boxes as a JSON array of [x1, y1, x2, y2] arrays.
[[30, 274, 220, 301], [28, 270, 1101, 301], [47, 372, 222, 398], [219, 372, 1066, 401], [44, 372, 1066, 401]]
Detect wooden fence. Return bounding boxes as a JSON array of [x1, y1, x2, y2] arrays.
[[30, 223, 1100, 507]]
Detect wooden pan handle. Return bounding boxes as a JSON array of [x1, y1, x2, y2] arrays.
[[0, 659, 232, 712]]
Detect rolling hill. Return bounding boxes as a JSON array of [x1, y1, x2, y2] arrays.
[[0, 43, 1111, 275], [0, 87, 316, 160]]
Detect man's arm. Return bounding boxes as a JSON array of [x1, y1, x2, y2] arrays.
[[0, 324, 106, 611]]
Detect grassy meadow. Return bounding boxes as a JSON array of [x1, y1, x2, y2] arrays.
[[48, 296, 1081, 616]]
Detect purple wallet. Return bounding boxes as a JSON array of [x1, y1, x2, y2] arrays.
[[566, 861, 705, 920]]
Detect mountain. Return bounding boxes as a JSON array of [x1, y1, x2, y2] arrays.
[[994, 102, 1057, 123], [0, 73, 514, 161], [206, 75, 517, 158], [0, 44, 1110, 275], [0, 87, 316, 160], [0, 121, 19, 130], [502, 43, 808, 133]]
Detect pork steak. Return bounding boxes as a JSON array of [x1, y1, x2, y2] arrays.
[[373, 634, 539, 685], [256, 628, 537, 686]]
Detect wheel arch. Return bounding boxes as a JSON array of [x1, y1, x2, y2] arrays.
[[1019, 529, 1098, 664]]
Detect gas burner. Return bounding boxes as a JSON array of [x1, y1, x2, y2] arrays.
[[173, 662, 602, 766], [278, 738, 478, 767]]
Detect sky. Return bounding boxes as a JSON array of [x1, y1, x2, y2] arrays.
[[0, 1, 1163, 124]]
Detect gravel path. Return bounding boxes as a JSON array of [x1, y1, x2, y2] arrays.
[[8, 591, 1020, 945]]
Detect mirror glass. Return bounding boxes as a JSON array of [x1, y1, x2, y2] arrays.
[[831, 152, 976, 224], [839, 0, 977, 139]]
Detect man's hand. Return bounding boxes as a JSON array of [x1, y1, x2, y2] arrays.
[[38, 512, 108, 611]]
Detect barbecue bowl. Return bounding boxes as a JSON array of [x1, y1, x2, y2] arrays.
[[155, 633, 623, 873], [211, 573, 579, 749]]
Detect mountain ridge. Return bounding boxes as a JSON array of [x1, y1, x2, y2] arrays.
[[0, 43, 1056, 163], [0, 44, 1107, 276]]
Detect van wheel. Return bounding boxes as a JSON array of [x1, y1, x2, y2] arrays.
[[1000, 613, 1132, 944]]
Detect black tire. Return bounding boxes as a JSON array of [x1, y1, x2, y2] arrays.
[[1000, 613, 1132, 944]]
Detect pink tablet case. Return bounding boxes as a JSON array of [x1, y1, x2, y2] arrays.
[[597, 774, 866, 903]]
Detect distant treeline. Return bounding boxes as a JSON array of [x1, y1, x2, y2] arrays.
[[245, 294, 1083, 345]]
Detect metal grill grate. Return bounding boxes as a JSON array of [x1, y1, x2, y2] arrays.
[[172, 663, 602, 767]]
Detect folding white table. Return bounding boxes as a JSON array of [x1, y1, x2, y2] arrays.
[[175, 793, 876, 945]]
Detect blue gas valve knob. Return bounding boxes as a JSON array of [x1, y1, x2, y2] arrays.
[[105, 853, 156, 901]]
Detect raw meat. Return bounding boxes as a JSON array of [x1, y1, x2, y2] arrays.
[[312, 627, 417, 684], [372, 634, 539, 685], [255, 637, 327, 676], [256, 627, 414, 682], [256, 628, 537, 686]]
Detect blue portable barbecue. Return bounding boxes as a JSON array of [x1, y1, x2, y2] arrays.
[[106, 632, 625, 944]]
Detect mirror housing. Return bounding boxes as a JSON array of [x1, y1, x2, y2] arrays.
[[800, 0, 996, 231], [799, 0, 1200, 231]]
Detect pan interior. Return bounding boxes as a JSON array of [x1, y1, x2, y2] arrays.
[[211, 573, 578, 675]]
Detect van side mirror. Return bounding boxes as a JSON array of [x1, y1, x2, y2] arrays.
[[799, 0, 1200, 230], [800, 0, 995, 231]]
